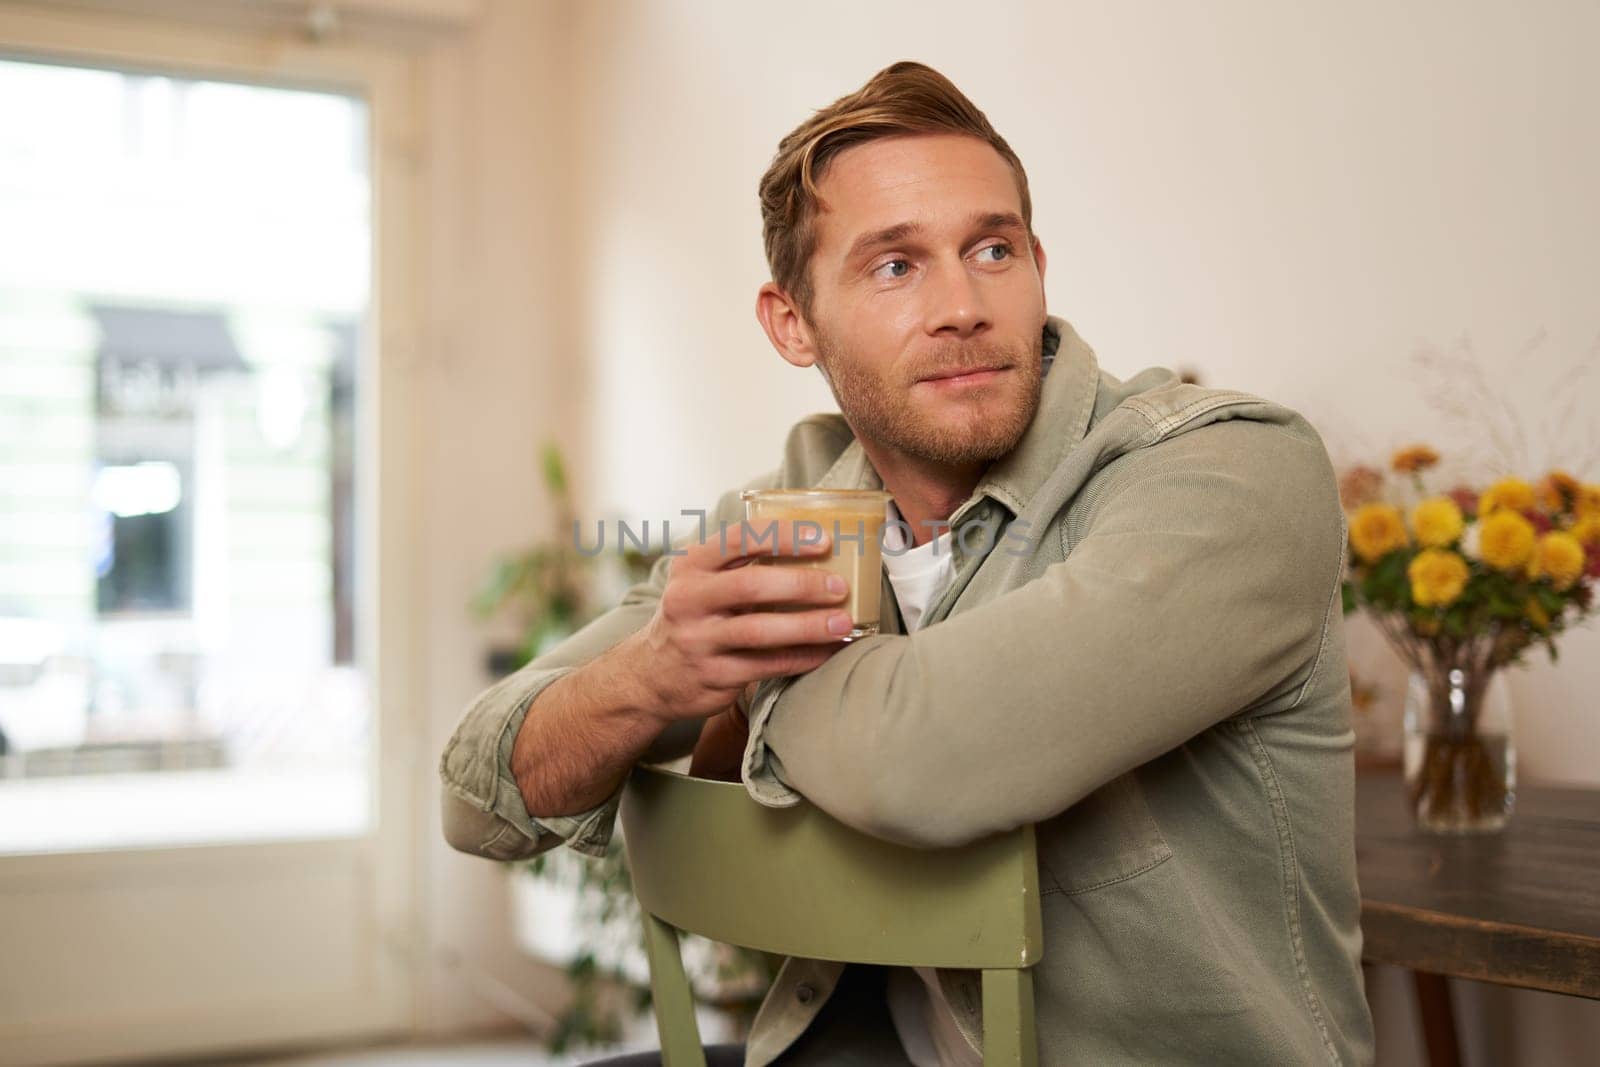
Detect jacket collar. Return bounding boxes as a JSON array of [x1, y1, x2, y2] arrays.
[[811, 314, 1101, 520]]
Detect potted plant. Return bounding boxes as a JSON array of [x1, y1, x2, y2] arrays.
[[1339, 448, 1599, 832], [474, 443, 778, 1051]]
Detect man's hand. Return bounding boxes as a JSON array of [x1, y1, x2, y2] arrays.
[[617, 520, 855, 725], [510, 521, 852, 818]]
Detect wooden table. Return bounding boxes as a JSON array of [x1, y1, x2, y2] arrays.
[[1355, 772, 1600, 1066]]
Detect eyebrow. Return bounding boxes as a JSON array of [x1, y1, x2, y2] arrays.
[[844, 210, 1028, 264]]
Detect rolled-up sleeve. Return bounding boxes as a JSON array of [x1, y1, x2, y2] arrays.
[[741, 420, 1348, 849], [439, 477, 776, 862], [439, 556, 679, 860]]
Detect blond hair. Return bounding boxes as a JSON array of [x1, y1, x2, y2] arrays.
[[758, 61, 1033, 317]]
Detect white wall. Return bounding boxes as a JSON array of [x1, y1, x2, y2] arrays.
[[412, 0, 583, 1036], [543, 2, 1600, 1064], [260, 0, 1599, 1058], [562, 0, 1600, 752]]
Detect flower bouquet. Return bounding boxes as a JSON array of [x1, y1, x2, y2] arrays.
[[1340, 447, 1600, 831]]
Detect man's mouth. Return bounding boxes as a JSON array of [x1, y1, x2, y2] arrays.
[[917, 364, 1011, 388]]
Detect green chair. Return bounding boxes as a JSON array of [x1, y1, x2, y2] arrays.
[[619, 764, 1042, 1066]]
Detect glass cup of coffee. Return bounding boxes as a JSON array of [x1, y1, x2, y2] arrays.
[[740, 488, 893, 641]]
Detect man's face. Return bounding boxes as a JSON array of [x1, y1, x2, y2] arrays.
[[802, 133, 1048, 467]]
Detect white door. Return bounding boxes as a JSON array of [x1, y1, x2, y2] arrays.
[[0, 8, 425, 1064]]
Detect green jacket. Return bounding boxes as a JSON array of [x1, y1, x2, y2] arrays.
[[439, 316, 1375, 1065]]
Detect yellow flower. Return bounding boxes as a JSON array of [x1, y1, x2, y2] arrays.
[[1570, 515, 1600, 547], [1348, 503, 1409, 563], [1578, 484, 1600, 520], [1475, 510, 1537, 571], [1536, 470, 1581, 513], [1528, 531, 1585, 590], [1478, 477, 1536, 516], [1410, 496, 1465, 548], [1391, 445, 1441, 475], [1408, 549, 1470, 607]]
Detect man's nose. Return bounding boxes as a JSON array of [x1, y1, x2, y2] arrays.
[[923, 259, 991, 338]]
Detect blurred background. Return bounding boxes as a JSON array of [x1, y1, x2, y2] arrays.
[[0, 0, 1595, 1064]]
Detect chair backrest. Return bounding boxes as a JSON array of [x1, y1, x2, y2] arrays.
[[619, 765, 1042, 1067]]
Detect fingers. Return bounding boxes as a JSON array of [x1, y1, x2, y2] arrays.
[[715, 605, 856, 647], [661, 567, 847, 629], [678, 519, 835, 574], [663, 520, 850, 622], [696, 560, 849, 613], [644, 518, 859, 717]]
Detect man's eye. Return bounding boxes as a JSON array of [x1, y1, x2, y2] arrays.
[[976, 243, 1013, 263], [875, 258, 911, 280]]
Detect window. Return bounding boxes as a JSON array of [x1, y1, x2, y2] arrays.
[[0, 57, 372, 851]]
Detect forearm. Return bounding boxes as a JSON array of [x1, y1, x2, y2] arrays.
[[745, 425, 1344, 847], [510, 637, 670, 818], [439, 461, 841, 861]]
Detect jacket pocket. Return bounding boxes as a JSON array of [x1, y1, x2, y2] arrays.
[[1037, 771, 1173, 895]]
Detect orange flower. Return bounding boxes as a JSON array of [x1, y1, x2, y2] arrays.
[[1338, 465, 1384, 511], [1391, 445, 1441, 475], [1348, 503, 1409, 563], [1578, 484, 1600, 520], [1536, 470, 1581, 513]]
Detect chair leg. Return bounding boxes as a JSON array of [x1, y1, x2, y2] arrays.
[[981, 968, 1037, 1067], [640, 911, 705, 1067]]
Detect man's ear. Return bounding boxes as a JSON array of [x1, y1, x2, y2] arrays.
[[1031, 235, 1049, 312], [755, 282, 819, 369]]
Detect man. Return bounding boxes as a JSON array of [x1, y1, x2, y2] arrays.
[[440, 61, 1375, 1066]]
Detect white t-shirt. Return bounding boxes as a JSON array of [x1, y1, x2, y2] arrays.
[[878, 503, 979, 1067], [880, 502, 958, 633]]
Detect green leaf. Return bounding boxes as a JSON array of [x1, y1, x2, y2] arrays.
[[542, 441, 568, 496], [1372, 550, 1417, 610], [1487, 593, 1522, 620], [471, 557, 523, 616], [1341, 581, 1357, 615]]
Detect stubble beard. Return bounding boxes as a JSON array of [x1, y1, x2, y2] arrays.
[[813, 324, 1045, 467]]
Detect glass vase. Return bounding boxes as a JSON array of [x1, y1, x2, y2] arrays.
[[1402, 666, 1516, 833]]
